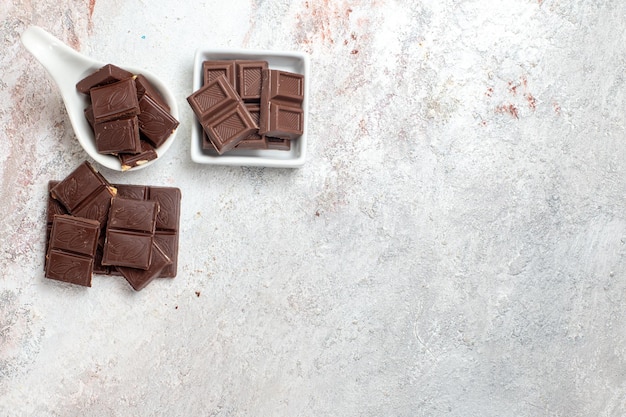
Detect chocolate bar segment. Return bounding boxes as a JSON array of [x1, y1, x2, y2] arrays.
[[259, 69, 304, 140], [236, 61, 268, 102], [135, 74, 170, 112], [138, 94, 180, 148], [76, 64, 134, 95], [117, 241, 172, 291], [234, 104, 268, 150], [90, 78, 140, 123], [45, 215, 100, 287], [188, 75, 256, 154], [102, 197, 159, 270], [203, 60, 236, 87], [148, 187, 181, 278], [50, 161, 117, 223], [94, 116, 141, 155], [266, 136, 291, 151]]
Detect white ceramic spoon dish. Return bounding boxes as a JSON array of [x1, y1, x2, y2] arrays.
[[21, 26, 179, 172]]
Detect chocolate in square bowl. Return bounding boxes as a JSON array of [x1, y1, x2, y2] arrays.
[[189, 48, 309, 168]]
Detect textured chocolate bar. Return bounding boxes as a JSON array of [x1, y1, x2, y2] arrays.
[[234, 104, 268, 150], [259, 69, 304, 139], [266, 136, 291, 151], [90, 78, 140, 123], [135, 74, 170, 112], [116, 241, 171, 291], [138, 94, 180, 148], [236, 61, 268, 102], [50, 161, 117, 226], [94, 116, 141, 155], [187, 75, 256, 154], [203, 60, 236, 87], [45, 215, 100, 287], [102, 197, 159, 270], [148, 187, 181, 278], [76, 64, 134, 95]]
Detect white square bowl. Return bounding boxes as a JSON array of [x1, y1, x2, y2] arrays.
[[189, 48, 310, 168]]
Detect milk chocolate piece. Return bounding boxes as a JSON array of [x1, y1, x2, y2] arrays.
[[102, 197, 159, 270], [119, 141, 158, 171], [266, 136, 291, 151], [117, 241, 171, 291], [76, 64, 134, 95], [234, 104, 268, 150], [94, 116, 141, 155], [45, 215, 100, 287], [188, 75, 256, 154], [138, 94, 179, 148], [90, 78, 140, 123], [50, 161, 117, 226], [236, 61, 268, 102], [259, 69, 304, 139], [135, 74, 170, 112], [203, 60, 236, 86]]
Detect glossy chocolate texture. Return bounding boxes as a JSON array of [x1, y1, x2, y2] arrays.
[[187, 75, 256, 154], [94, 116, 141, 155], [102, 197, 159, 270], [50, 161, 117, 226], [259, 69, 304, 140], [90, 78, 140, 123], [76, 64, 134, 95], [45, 215, 100, 287], [138, 94, 179, 148]]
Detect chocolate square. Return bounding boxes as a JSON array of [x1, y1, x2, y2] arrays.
[[90, 78, 140, 123], [94, 116, 141, 155]]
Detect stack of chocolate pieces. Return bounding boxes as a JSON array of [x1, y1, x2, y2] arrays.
[[187, 60, 305, 154], [77, 64, 180, 170], [45, 161, 181, 291]]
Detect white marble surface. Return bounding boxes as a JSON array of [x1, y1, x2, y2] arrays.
[[1, 0, 626, 415]]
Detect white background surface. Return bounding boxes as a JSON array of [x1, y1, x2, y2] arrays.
[[1, 0, 626, 415]]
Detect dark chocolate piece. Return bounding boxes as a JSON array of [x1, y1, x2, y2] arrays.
[[135, 74, 170, 112], [90, 78, 140, 123], [94, 116, 141, 155], [236, 61, 268, 102], [45, 215, 100, 287], [102, 197, 159, 270], [76, 64, 134, 95], [259, 69, 304, 139], [117, 241, 171, 291], [84, 105, 95, 130], [187, 75, 257, 154], [137, 94, 179, 148], [147, 187, 181, 278], [50, 161, 117, 226], [115, 184, 148, 200], [119, 141, 158, 171]]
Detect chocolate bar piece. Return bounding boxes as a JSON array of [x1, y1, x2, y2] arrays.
[[138, 94, 180, 148], [203, 60, 236, 87], [50, 161, 117, 226], [102, 197, 159, 270], [94, 116, 141, 155], [187, 75, 256, 154], [45, 215, 100, 287], [116, 241, 171, 291], [119, 141, 158, 171], [236, 61, 268, 102], [234, 104, 268, 150], [135, 74, 170, 112], [203, 60, 268, 103], [76, 64, 134, 95], [148, 187, 181, 278], [259, 69, 304, 139], [90, 78, 140, 123]]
